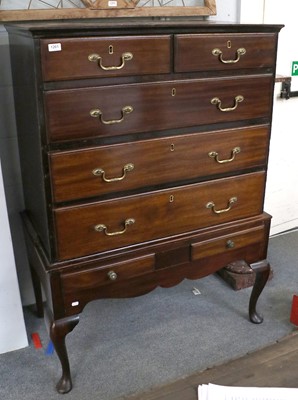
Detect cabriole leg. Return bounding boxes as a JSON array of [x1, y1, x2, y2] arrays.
[[48, 314, 80, 394], [249, 260, 270, 324]]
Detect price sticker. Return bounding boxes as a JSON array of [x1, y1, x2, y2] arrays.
[[48, 43, 62, 52]]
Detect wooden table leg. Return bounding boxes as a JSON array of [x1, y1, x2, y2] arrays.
[[45, 310, 80, 394], [249, 259, 270, 324]]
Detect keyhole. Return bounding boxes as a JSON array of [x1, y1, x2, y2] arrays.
[[227, 40, 232, 49], [170, 143, 175, 152], [169, 195, 174, 203], [109, 45, 114, 54], [171, 88, 176, 96]]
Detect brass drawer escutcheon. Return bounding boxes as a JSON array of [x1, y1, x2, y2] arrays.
[[90, 106, 133, 125], [212, 47, 246, 64], [211, 95, 244, 112], [208, 147, 241, 164], [94, 218, 135, 236], [92, 163, 134, 183], [206, 196, 238, 214], [88, 52, 133, 70]]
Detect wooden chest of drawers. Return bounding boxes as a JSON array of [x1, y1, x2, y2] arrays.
[[6, 19, 282, 394]]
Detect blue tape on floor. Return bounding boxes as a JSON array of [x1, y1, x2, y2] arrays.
[[45, 341, 54, 355]]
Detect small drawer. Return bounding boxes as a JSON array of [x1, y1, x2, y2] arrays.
[[40, 36, 171, 81], [49, 125, 270, 203], [44, 76, 272, 142], [191, 226, 265, 261], [54, 172, 265, 260], [61, 254, 155, 313], [174, 33, 277, 73]]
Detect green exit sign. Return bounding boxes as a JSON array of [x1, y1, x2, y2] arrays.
[[292, 61, 298, 76]]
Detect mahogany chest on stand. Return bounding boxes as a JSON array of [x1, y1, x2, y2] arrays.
[[6, 18, 282, 393]]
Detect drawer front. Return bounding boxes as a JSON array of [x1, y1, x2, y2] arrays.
[[50, 125, 269, 203], [45, 75, 273, 142], [61, 254, 155, 314], [174, 33, 277, 73], [62, 254, 154, 293], [54, 172, 265, 260], [191, 225, 265, 261], [40, 36, 171, 81]]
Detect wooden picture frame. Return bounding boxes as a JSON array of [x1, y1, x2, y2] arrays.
[[0, 0, 216, 21]]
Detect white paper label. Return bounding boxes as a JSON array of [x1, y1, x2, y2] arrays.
[[48, 43, 62, 52], [108, 1, 118, 6]]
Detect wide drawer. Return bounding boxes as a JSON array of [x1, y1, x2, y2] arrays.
[[50, 125, 270, 203], [44, 75, 273, 142], [54, 172, 265, 260], [40, 36, 171, 81], [174, 33, 277, 73]]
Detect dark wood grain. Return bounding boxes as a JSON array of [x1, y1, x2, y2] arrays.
[[54, 172, 265, 260], [40, 35, 171, 81], [44, 75, 273, 142], [50, 125, 269, 203], [174, 33, 277, 72], [191, 225, 264, 260]]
